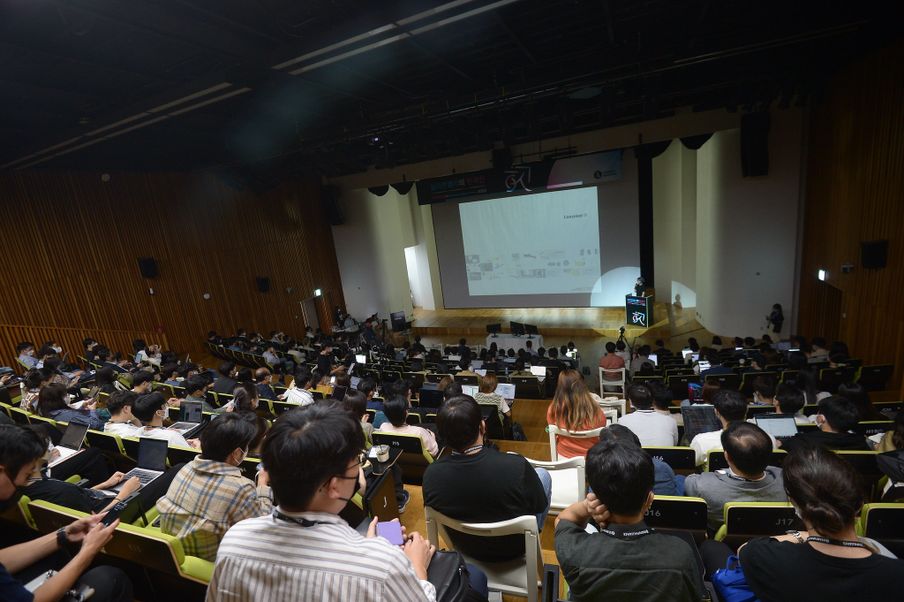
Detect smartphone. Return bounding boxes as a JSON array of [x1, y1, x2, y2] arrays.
[[376, 521, 404, 546], [102, 498, 130, 526]]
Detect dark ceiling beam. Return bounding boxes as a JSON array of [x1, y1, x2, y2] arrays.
[[602, 0, 616, 46], [401, 37, 477, 85], [493, 13, 537, 64]]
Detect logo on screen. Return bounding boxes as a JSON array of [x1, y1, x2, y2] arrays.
[[631, 311, 647, 327], [505, 165, 533, 192]]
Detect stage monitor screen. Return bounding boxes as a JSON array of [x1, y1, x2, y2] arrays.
[[432, 157, 640, 308]]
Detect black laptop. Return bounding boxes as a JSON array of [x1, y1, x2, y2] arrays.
[[48, 423, 89, 468], [109, 437, 168, 492]]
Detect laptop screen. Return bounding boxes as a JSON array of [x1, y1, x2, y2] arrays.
[[680, 404, 721, 442], [648, 353, 658, 366], [418, 388, 444, 408], [180, 401, 203, 423], [755, 415, 799, 438], [355, 354, 367, 364], [529, 366, 546, 377], [461, 384, 479, 397], [137, 437, 169, 471], [58, 423, 88, 450]]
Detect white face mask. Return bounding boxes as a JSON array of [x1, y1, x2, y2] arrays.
[[52, 346, 62, 354]]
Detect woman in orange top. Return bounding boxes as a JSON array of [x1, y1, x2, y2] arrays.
[[546, 369, 607, 458]]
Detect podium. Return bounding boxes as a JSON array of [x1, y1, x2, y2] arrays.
[[625, 294, 653, 328]]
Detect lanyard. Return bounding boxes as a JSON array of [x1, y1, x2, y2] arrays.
[[599, 526, 656, 539], [806, 535, 869, 550], [272, 509, 331, 528], [452, 445, 484, 456]]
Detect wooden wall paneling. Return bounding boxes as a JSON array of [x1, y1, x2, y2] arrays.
[[798, 41, 904, 395], [0, 170, 345, 369]]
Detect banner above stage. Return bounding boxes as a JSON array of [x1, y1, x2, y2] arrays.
[[416, 149, 623, 205]]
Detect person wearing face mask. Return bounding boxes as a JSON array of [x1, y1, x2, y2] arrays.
[[0, 425, 134, 602], [132, 392, 200, 449], [156, 413, 272, 562], [779, 396, 871, 453], [207, 405, 449, 602], [15, 342, 39, 370]]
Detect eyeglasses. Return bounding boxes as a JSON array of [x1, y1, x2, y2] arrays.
[[334, 452, 366, 480]]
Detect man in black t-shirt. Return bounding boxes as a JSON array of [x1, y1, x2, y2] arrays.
[[422, 396, 551, 562], [554, 438, 704, 602]]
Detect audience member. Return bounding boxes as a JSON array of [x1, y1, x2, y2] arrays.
[[629, 345, 655, 376], [690, 390, 775, 466], [423, 396, 551, 561], [103, 391, 142, 437], [546, 369, 606, 458], [132, 392, 198, 448], [602, 424, 684, 495], [183, 377, 216, 412], [282, 368, 314, 406], [735, 445, 904, 600], [130, 370, 154, 395], [685, 422, 787, 531], [876, 410, 904, 453], [19, 368, 49, 412], [618, 384, 679, 446], [751, 376, 777, 406], [598, 342, 626, 385], [554, 437, 704, 601], [207, 405, 451, 602], [473, 372, 510, 418], [212, 361, 237, 395], [230, 383, 270, 456], [254, 368, 278, 401], [376, 396, 439, 457], [36, 383, 106, 430], [780, 396, 870, 453], [772, 384, 809, 424], [837, 382, 886, 421], [0, 425, 133, 602], [157, 413, 272, 561], [647, 381, 681, 426]]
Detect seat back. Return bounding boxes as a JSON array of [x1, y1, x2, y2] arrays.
[[371, 431, 433, 484], [644, 495, 709, 544], [643, 446, 697, 474], [547, 424, 604, 462], [704, 373, 740, 390], [454, 374, 479, 385], [524, 456, 585, 514], [707, 449, 787, 472], [818, 366, 856, 394], [425, 506, 540, 602], [716, 502, 802, 548], [856, 364, 894, 391], [666, 375, 695, 400], [511, 376, 543, 399], [855, 421, 894, 437], [598, 367, 627, 398], [85, 429, 127, 457], [739, 372, 778, 396], [8, 406, 31, 425], [0, 493, 36, 530], [859, 503, 904, 557], [168, 445, 201, 467]]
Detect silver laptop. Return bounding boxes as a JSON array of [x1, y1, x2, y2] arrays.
[[110, 437, 168, 492], [529, 365, 547, 377], [167, 400, 204, 437], [755, 414, 799, 438], [48, 423, 89, 467]]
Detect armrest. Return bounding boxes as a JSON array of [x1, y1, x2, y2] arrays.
[[542, 563, 562, 602]]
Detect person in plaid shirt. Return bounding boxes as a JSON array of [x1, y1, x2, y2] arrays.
[[156, 413, 273, 560]]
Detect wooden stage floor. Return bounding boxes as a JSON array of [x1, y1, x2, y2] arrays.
[[411, 304, 707, 343]]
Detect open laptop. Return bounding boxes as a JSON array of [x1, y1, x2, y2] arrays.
[[109, 437, 168, 492], [418, 388, 444, 408], [755, 414, 799, 439], [166, 400, 207, 438], [494, 383, 515, 399], [680, 404, 721, 443], [529, 365, 547, 378], [48, 423, 89, 468], [461, 384, 479, 397], [355, 354, 367, 364], [648, 353, 658, 366]]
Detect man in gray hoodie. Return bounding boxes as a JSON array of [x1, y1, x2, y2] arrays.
[[685, 421, 787, 532]]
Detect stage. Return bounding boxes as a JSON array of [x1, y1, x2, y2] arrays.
[[410, 303, 706, 343]]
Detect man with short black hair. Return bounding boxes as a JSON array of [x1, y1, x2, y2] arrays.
[[282, 368, 314, 406], [690, 389, 776, 466], [212, 362, 237, 395], [629, 345, 654, 376], [780, 395, 871, 453], [103, 391, 142, 438], [751, 376, 776, 406], [16, 342, 39, 369], [771, 384, 809, 424], [207, 406, 441, 601], [183, 377, 217, 412], [598, 342, 625, 381], [254, 368, 277, 401], [423, 396, 551, 561], [130, 370, 154, 395], [133, 392, 198, 448], [157, 414, 272, 561], [685, 422, 786, 531], [554, 437, 704, 601], [0, 425, 133, 602], [618, 384, 679, 446]]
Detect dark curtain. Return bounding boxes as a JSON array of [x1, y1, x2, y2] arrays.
[[633, 140, 672, 291]]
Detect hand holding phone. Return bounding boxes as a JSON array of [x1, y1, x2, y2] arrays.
[[102, 498, 130, 526], [376, 520, 405, 546]]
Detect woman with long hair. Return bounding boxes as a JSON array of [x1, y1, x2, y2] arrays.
[[546, 369, 606, 458], [230, 383, 270, 457]]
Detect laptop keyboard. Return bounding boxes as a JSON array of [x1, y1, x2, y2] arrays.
[[126, 468, 162, 486]]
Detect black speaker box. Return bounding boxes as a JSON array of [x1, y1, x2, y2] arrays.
[[861, 240, 888, 269], [256, 277, 270, 293], [741, 112, 770, 177], [137, 257, 158, 279], [492, 147, 512, 171]]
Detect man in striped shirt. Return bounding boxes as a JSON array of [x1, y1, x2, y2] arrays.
[[207, 405, 438, 602], [156, 413, 273, 561]]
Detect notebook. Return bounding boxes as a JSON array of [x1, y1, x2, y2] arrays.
[[48, 423, 89, 467], [109, 437, 168, 492]]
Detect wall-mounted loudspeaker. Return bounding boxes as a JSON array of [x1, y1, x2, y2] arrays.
[[256, 277, 270, 293], [861, 240, 888, 269], [321, 185, 344, 226], [138, 257, 158, 279], [740, 112, 770, 177]]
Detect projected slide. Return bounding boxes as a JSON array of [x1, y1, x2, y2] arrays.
[[459, 188, 601, 296]]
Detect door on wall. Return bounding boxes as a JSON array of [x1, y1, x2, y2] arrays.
[[811, 280, 842, 342], [300, 297, 320, 331]]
